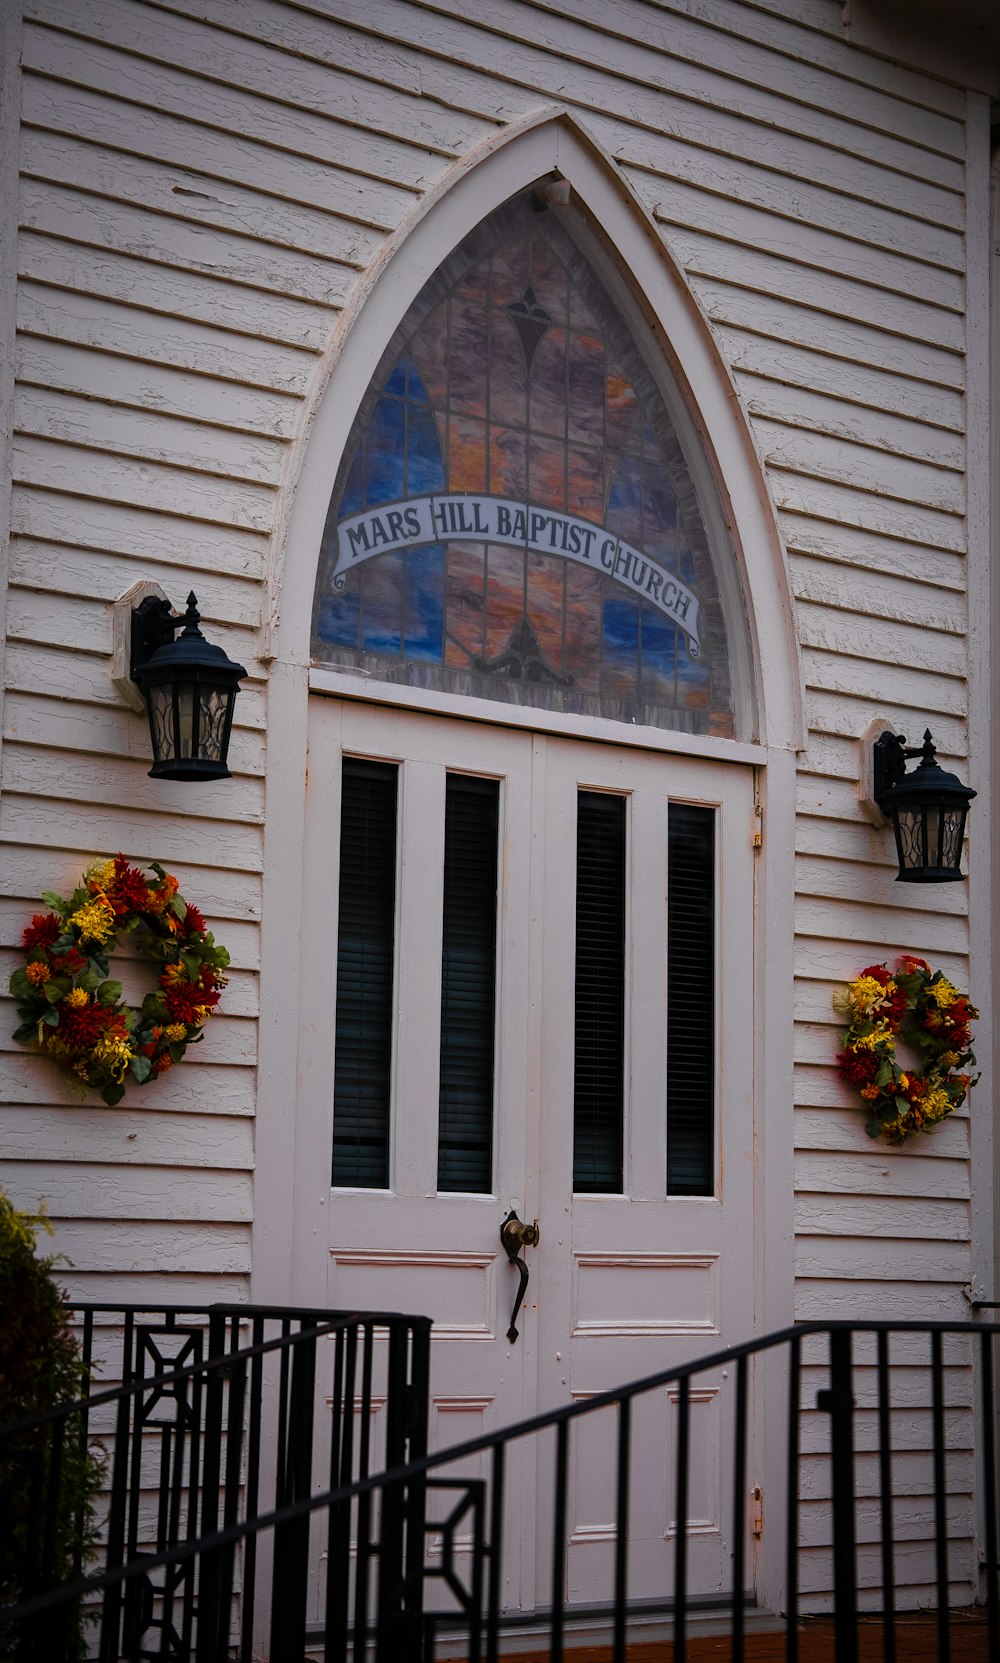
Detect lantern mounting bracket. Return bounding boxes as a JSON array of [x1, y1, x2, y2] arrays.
[[130, 593, 185, 685], [872, 729, 926, 812]]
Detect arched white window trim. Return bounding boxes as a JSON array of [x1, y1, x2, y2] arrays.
[[269, 107, 804, 754], [254, 114, 799, 1467]]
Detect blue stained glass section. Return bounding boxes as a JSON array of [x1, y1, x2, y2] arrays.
[[384, 360, 407, 397], [406, 398, 447, 496], [365, 397, 407, 506], [603, 597, 639, 671], [404, 546, 445, 660], [606, 455, 641, 541], [316, 589, 360, 648], [640, 608, 676, 677], [405, 355, 428, 400]]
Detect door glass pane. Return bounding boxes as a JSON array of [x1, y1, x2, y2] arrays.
[[332, 759, 398, 1188], [438, 775, 500, 1193], [667, 803, 715, 1196], [573, 791, 626, 1193]]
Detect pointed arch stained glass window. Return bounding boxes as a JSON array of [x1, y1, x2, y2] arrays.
[[312, 192, 736, 736]]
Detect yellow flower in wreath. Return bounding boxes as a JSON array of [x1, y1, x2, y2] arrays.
[[69, 894, 116, 946]]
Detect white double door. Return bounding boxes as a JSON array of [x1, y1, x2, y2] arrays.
[[300, 697, 756, 1615]]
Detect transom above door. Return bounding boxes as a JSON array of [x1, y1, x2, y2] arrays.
[[298, 696, 756, 1614]]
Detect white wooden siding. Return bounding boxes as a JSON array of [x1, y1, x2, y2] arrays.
[[0, 0, 992, 1606]]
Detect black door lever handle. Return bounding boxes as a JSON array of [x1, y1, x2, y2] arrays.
[[500, 1210, 539, 1344]]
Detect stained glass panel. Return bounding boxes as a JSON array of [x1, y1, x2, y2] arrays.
[[313, 192, 736, 735]]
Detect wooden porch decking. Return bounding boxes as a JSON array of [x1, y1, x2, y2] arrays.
[[446, 1609, 993, 1662]]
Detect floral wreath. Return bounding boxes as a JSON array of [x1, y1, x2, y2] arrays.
[[9, 856, 229, 1107], [834, 956, 978, 1145]]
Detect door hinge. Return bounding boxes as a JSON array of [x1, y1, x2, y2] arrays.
[[752, 804, 763, 849], [752, 1484, 764, 1540]]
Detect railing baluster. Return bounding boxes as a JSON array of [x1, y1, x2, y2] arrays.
[[785, 1331, 801, 1663], [348, 1325, 374, 1663], [76, 1307, 95, 1578], [338, 1325, 358, 1663], [825, 1329, 858, 1663], [240, 1313, 265, 1663], [877, 1329, 896, 1663], [486, 1442, 505, 1663], [551, 1420, 568, 1663], [612, 1397, 631, 1663], [931, 1329, 950, 1663], [196, 1310, 228, 1663], [732, 1355, 748, 1663], [980, 1330, 999, 1663], [99, 1309, 134, 1662], [674, 1375, 690, 1663]]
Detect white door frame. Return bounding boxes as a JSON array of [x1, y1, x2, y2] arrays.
[[253, 109, 801, 1615]]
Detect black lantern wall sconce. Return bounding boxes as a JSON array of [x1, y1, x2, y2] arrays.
[[871, 728, 975, 883], [128, 591, 247, 782]]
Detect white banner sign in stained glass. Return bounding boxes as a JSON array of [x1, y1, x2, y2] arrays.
[[335, 494, 702, 657]]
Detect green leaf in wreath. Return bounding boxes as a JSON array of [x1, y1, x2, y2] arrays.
[[894, 1095, 910, 1116], [8, 968, 31, 999], [79, 966, 101, 993], [102, 1081, 126, 1108], [13, 1019, 37, 1043], [129, 1054, 152, 1084], [40, 891, 70, 916], [875, 1059, 894, 1089], [865, 1118, 883, 1138], [169, 895, 187, 920], [42, 1008, 60, 1027], [43, 977, 71, 1004], [97, 980, 123, 1006], [877, 1100, 899, 1123]]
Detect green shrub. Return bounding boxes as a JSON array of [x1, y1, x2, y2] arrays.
[[0, 1188, 103, 1661]]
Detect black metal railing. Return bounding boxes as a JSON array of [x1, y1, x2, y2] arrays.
[[0, 1303, 430, 1662], [2, 1316, 998, 1662]]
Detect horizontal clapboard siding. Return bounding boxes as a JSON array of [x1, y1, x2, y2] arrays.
[[0, 0, 985, 1599]]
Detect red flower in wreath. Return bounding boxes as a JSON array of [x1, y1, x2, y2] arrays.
[[23, 913, 61, 952]]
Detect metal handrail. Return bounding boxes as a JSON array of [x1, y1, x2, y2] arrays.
[[3, 1314, 998, 1663]]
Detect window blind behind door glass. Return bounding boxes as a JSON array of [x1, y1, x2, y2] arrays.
[[667, 802, 715, 1196], [573, 791, 626, 1194], [437, 775, 500, 1193], [332, 758, 398, 1188]]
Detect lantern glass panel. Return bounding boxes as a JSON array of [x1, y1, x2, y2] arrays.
[[896, 807, 924, 872], [148, 684, 175, 763], [199, 686, 230, 763], [940, 808, 965, 870]]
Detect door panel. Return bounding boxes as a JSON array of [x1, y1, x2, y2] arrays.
[[536, 737, 754, 1603], [302, 697, 756, 1617]]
